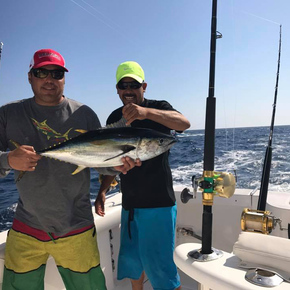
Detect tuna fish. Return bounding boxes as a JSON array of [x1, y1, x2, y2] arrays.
[[38, 127, 176, 174]]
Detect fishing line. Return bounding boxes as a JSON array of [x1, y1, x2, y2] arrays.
[[227, 6, 280, 181], [68, 0, 119, 32], [241, 11, 280, 26], [230, 0, 237, 176], [218, 0, 237, 174], [67, 0, 143, 51], [79, 0, 122, 30]]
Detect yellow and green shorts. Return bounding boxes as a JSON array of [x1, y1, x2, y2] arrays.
[[3, 219, 106, 290]]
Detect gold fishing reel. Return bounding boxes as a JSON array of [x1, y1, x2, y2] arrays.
[[212, 171, 236, 198], [241, 208, 275, 234], [194, 171, 236, 206], [241, 208, 289, 235]]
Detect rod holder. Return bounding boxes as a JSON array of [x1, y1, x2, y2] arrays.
[[188, 247, 223, 262]]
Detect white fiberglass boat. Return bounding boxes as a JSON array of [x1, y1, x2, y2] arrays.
[[1, 0, 289, 289], [0, 186, 289, 290]]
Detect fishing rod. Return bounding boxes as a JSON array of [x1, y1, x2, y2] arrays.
[[0, 42, 3, 67], [199, 0, 218, 256], [187, 0, 236, 261], [241, 26, 289, 239], [257, 25, 282, 211]]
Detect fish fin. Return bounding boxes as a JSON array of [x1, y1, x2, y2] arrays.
[[9, 141, 27, 183], [9, 140, 21, 148], [16, 171, 26, 183], [105, 117, 130, 128], [76, 116, 129, 133], [75, 129, 88, 134], [71, 165, 86, 175], [104, 145, 136, 161]]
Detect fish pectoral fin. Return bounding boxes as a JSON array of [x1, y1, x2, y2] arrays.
[[104, 145, 136, 162], [9, 140, 21, 148], [72, 165, 86, 175], [75, 129, 88, 134]]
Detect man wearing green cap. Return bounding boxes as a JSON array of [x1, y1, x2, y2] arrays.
[[95, 61, 190, 289]]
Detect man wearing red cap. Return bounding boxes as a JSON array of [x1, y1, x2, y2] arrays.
[[96, 61, 190, 290], [0, 49, 140, 290]]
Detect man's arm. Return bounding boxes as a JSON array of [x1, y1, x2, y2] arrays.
[[0, 152, 11, 178], [122, 103, 191, 131], [95, 175, 116, 216], [95, 156, 141, 216]]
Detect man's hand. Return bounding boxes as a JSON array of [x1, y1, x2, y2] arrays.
[[95, 192, 106, 217], [8, 145, 41, 171], [114, 156, 141, 175], [95, 175, 117, 217], [122, 103, 147, 125]]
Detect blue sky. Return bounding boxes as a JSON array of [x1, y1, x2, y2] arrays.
[[0, 0, 289, 129]]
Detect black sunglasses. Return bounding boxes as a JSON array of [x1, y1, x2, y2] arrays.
[[117, 81, 143, 90], [31, 68, 65, 80]]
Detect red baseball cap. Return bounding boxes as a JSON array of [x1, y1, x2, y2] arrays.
[[29, 49, 69, 72]]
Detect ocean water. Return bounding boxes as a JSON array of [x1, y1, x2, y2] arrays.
[[0, 125, 290, 232]]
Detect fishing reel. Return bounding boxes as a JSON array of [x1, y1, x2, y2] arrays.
[[199, 171, 236, 206], [241, 208, 288, 235], [181, 171, 236, 205]]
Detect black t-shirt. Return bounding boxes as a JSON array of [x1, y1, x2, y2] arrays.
[[107, 98, 177, 210]]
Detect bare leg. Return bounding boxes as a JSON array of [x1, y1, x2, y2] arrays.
[[131, 271, 145, 290], [131, 271, 181, 290]]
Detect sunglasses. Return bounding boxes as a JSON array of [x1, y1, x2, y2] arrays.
[[31, 68, 65, 80], [117, 81, 143, 90]]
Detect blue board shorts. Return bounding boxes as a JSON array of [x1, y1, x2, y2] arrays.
[[117, 205, 180, 290]]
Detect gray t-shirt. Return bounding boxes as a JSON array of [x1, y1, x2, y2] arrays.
[[0, 97, 110, 235]]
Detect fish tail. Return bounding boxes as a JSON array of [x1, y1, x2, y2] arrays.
[[16, 171, 26, 183], [9, 140, 27, 183]]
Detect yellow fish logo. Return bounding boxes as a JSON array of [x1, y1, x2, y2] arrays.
[[31, 118, 73, 142]]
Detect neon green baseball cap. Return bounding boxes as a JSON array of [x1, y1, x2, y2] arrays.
[[116, 61, 145, 84]]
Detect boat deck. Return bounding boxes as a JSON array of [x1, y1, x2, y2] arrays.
[[0, 187, 289, 289]]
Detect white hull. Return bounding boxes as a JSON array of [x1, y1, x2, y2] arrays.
[[0, 186, 289, 289]]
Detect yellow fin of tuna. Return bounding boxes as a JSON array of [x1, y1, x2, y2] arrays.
[[72, 165, 86, 175], [9, 140, 21, 148], [74, 129, 88, 134]]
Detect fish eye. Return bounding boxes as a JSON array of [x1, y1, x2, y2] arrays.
[[159, 139, 164, 145]]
